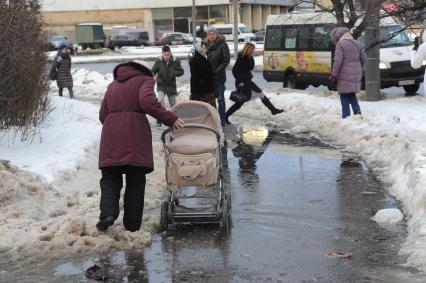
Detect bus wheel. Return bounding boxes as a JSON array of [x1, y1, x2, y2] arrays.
[[285, 73, 297, 89], [285, 73, 305, 90], [403, 84, 420, 95]]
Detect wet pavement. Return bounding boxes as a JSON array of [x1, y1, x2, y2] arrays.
[[8, 127, 425, 282]]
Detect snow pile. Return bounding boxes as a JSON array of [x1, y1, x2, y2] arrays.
[[49, 68, 112, 98], [0, 96, 101, 182], [0, 94, 172, 265], [371, 208, 404, 225], [228, 89, 426, 270], [0, 140, 166, 266]]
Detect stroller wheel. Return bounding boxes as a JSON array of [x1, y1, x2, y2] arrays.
[[220, 197, 230, 233], [227, 194, 232, 224], [160, 201, 169, 232]]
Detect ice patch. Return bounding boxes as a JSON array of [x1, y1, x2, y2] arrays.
[[371, 208, 404, 225]]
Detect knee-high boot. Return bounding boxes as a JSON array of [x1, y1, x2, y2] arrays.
[[261, 96, 283, 115], [225, 102, 243, 124]]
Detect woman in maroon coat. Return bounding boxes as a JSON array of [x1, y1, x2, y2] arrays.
[[97, 60, 183, 232]]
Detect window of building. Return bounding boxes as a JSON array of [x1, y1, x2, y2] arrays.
[[174, 7, 191, 18], [154, 19, 173, 39], [197, 6, 208, 20], [152, 8, 173, 20], [210, 5, 227, 21]]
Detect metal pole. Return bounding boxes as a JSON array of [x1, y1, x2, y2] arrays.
[[192, 0, 196, 46], [233, 0, 238, 58], [364, 0, 381, 101]]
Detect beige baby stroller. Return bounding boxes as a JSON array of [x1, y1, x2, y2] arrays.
[[160, 101, 231, 232]]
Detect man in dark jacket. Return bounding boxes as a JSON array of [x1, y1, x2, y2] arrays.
[[97, 60, 184, 232], [151, 46, 184, 125], [204, 27, 230, 125]]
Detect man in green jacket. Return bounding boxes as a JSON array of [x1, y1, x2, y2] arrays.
[[151, 45, 184, 125]]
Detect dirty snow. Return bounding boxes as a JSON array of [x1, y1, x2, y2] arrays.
[[0, 72, 175, 265], [371, 208, 404, 225]]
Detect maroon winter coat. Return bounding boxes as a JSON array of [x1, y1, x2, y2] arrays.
[[99, 62, 178, 171], [331, 27, 367, 94]]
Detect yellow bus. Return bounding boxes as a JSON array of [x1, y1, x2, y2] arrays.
[[263, 11, 425, 94]]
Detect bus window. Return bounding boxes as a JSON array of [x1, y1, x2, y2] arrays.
[[284, 27, 297, 49], [298, 25, 312, 50], [312, 25, 333, 51], [265, 26, 283, 50]]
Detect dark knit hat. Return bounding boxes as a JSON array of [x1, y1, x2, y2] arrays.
[[162, 45, 171, 53]]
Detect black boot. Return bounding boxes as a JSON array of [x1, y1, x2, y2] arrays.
[[96, 216, 115, 231], [225, 103, 243, 124], [68, 87, 74, 99], [261, 96, 283, 115]]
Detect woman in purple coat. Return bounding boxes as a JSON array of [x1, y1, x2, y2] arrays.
[[330, 27, 367, 118], [97, 60, 184, 232]]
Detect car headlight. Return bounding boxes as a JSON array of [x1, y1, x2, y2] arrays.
[[379, 62, 389, 69]]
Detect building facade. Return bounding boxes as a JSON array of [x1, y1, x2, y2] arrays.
[[41, 0, 295, 40]]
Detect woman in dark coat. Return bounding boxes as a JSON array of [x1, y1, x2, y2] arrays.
[[54, 44, 74, 98], [189, 42, 216, 107], [225, 43, 283, 124], [97, 60, 184, 232]]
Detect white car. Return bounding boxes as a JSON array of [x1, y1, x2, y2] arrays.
[[212, 24, 255, 42]]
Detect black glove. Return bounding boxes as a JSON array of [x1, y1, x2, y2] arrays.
[[414, 37, 419, 51]]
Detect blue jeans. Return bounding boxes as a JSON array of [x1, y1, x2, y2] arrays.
[[216, 83, 226, 123], [340, 93, 361, 118]]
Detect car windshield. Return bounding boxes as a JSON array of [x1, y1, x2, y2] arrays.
[[52, 36, 65, 42], [379, 26, 411, 48], [239, 27, 251, 33], [181, 34, 191, 40]]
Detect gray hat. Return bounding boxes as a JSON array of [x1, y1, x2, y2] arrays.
[[206, 26, 217, 34]]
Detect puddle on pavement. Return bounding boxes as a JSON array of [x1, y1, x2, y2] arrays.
[[2, 126, 425, 283]]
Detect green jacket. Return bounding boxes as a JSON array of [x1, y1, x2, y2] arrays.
[[151, 57, 184, 95]]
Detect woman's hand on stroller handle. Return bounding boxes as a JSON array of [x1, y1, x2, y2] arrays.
[[173, 118, 185, 130]]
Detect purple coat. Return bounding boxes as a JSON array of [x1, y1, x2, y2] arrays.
[[99, 62, 178, 171], [331, 27, 367, 94]]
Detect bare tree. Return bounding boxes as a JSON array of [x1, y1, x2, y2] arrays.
[[0, 0, 49, 140], [296, 0, 426, 48]]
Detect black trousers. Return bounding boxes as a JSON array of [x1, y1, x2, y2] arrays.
[[59, 87, 74, 98], [99, 165, 148, 232]]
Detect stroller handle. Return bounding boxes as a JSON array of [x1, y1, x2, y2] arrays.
[[161, 123, 222, 144]]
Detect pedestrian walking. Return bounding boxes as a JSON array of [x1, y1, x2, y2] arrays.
[[53, 44, 74, 98], [188, 42, 216, 107], [330, 27, 367, 119], [411, 29, 426, 95], [204, 26, 231, 125], [97, 60, 184, 232], [225, 43, 283, 124], [151, 45, 184, 125]]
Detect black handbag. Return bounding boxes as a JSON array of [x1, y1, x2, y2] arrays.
[[48, 66, 58, 81], [230, 88, 246, 104]]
